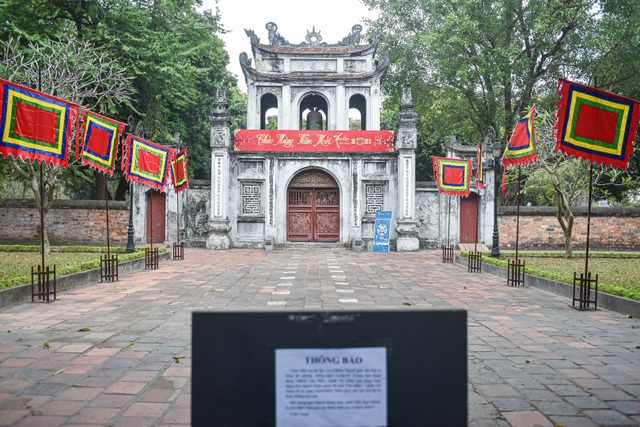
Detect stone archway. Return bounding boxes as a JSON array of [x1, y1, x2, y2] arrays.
[[287, 169, 339, 242]]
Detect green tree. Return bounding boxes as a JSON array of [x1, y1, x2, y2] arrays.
[[512, 108, 635, 257], [0, 36, 133, 250], [363, 0, 640, 185], [2, 0, 245, 191]]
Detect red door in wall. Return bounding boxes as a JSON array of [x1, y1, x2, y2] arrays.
[[146, 190, 166, 243], [459, 193, 478, 244], [287, 170, 339, 242]]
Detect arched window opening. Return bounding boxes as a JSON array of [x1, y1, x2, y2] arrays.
[[302, 108, 327, 130], [349, 108, 362, 130], [349, 94, 367, 130], [260, 93, 278, 130], [265, 108, 278, 130], [299, 94, 328, 130]]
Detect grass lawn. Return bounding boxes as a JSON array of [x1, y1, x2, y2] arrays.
[[483, 252, 640, 302], [0, 246, 154, 290]]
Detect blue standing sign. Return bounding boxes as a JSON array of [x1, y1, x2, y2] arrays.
[[373, 210, 392, 252]]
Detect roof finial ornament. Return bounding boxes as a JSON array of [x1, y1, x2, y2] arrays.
[[266, 22, 288, 45], [338, 24, 363, 46], [304, 26, 324, 46]]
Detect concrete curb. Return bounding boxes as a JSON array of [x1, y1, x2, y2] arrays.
[[456, 254, 640, 318], [0, 251, 171, 309]]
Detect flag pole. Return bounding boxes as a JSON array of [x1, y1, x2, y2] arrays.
[[515, 165, 522, 262], [447, 194, 451, 247], [584, 162, 594, 276], [105, 176, 111, 257], [474, 193, 479, 253], [37, 70, 45, 272]]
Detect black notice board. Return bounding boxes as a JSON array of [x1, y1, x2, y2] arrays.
[[192, 309, 467, 426]]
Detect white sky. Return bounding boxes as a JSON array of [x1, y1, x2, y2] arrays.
[[200, 0, 378, 93]]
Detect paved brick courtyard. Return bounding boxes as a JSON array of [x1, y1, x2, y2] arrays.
[[0, 247, 639, 426]]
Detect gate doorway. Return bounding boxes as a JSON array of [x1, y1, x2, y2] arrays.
[[146, 190, 166, 243], [459, 193, 479, 244], [287, 170, 339, 242]]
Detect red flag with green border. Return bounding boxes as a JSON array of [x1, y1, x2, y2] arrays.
[[122, 134, 173, 191], [432, 156, 472, 197], [554, 79, 639, 171], [78, 110, 125, 175], [0, 78, 78, 167]]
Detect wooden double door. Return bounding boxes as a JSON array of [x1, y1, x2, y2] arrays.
[[287, 170, 339, 242]]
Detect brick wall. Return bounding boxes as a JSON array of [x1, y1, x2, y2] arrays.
[[498, 206, 640, 251], [0, 199, 129, 246]]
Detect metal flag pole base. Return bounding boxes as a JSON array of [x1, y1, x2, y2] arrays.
[[31, 265, 56, 302], [145, 247, 159, 269], [572, 272, 598, 310], [173, 241, 185, 260], [100, 253, 119, 282], [442, 245, 454, 263], [467, 251, 482, 272], [507, 258, 525, 286]]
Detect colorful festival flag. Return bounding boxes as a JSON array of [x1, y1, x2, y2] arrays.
[[0, 78, 78, 167], [432, 156, 472, 197], [78, 110, 125, 175], [502, 105, 537, 193], [122, 134, 173, 191], [171, 147, 189, 193], [554, 79, 639, 171], [476, 141, 484, 189], [503, 105, 537, 168]]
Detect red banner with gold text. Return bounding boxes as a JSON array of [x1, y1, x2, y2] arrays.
[[234, 130, 395, 153]]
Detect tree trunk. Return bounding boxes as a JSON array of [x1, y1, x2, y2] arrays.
[[552, 175, 574, 258], [563, 216, 574, 258], [95, 172, 108, 200]]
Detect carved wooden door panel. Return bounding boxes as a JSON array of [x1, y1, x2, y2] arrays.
[[287, 189, 340, 242], [459, 193, 478, 244], [313, 189, 339, 241], [146, 190, 166, 243], [287, 190, 313, 241]]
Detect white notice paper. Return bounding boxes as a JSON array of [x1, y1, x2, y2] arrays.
[[275, 347, 387, 427]]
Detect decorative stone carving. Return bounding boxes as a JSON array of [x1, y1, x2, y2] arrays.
[[289, 170, 337, 188], [401, 87, 412, 106], [303, 27, 325, 47], [338, 25, 362, 46], [239, 52, 252, 68], [244, 29, 260, 45], [266, 22, 288, 45]]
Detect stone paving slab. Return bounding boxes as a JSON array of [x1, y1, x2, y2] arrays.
[[0, 247, 639, 426]]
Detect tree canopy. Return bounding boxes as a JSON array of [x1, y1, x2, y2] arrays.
[[364, 0, 640, 184], [0, 0, 247, 198]]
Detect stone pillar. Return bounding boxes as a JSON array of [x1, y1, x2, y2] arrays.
[[207, 87, 232, 250], [395, 88, 420, 251]]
